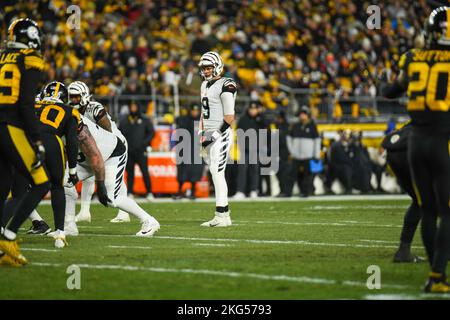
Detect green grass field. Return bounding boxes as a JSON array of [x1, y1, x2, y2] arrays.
[[1, 197, 446, 300]]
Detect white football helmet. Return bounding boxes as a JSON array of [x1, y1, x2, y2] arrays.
[[68, 81, 91, 109], [198, 51, 223, 81]]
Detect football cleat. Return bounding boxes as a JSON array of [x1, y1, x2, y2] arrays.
[[64, 222, 79, 237], [75, 210, 92, 223], [26, 220, 51, 235], [0, 237, 27, 265], [424, 273, 450, 293], [0, 253, 23, 267], [200, 213, 232, 227], [110, 210, 130, 223], [393, 250, 426, 263], [136, 219, 160, 237], [48, 230, 68, 248], [145, 193, 154, 201]]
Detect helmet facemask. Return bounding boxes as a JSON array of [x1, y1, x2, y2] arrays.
[[198, 51, 224, 81], [7, 18, 43, 52], [68, 81, 91, 111], [42, 81, 68, 104]]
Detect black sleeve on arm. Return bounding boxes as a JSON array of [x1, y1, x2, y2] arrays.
[[64, 117, 79, 169], [94, 109, 107, 122], [380, 81, 406, 99], [19, 69, 42, 142]]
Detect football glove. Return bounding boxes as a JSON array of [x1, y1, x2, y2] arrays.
[[201, 130, 221, 148], [96, 180, 112, 207], [31, 140, 46, 170], [67, 168, 79, 187]]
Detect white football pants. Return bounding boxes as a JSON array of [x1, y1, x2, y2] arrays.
[[204, 128, 231, 208]]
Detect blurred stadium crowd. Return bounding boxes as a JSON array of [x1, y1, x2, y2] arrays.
[[0, 0, 436, 198], [0, 0, 432, 120]]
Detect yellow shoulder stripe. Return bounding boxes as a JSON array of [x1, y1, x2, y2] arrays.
[[20, 49, 34, 55], [72, 108, 81, 124], [24, 55, 44, 71]]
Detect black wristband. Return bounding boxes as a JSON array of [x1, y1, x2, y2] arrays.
[[96, 180, 105, 187], [219, 121, 230, 133]]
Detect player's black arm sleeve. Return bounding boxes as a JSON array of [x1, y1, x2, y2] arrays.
[[18, 69, 42, 142], [64, 117, 79, 170]]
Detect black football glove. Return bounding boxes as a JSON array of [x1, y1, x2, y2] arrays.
[[96, 180, 112, 207], [201, 130, 221, 148], [67, 168, 79, 187], [31, 140, 46, 170], [201, 140, 213, 148]]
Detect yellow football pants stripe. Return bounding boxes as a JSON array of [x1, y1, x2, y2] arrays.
[[7, 125, 48, 185], [56, 135, 66, 185], [412, 180, 423, 207]]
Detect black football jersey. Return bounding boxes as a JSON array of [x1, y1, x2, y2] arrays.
[[399, 49, 450, 132], [35, 100, 80, 137]]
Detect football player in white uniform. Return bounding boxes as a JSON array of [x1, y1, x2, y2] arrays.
[[198, 52, 236, 227], [64, 115, 160, 237], [68, 81, 130, 223]]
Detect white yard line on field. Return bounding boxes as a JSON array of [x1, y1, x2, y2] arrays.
[[182, 219, 395, 228], [358, 239, 401, 244], [192, 243, 232, 247], [35, 194, 410, 206], [308, 205, 408, 210], [247, 220, 402, 228], [22, 248, 58, 252], [107, 245, 152, 250], [78, 226, 105, 229], [77, 233, 423, 249], [30, 262, 410, 290]]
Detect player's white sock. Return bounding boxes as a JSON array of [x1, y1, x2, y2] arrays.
[[115, 195, 157, 223], [80, 176, 95, 212], [28, 210, 43, 222], [64, 186, 78, 224], [211, 169, 229, 209], [216, 211, 230, 218]]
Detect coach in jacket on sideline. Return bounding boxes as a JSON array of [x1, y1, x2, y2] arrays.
[[283, 106, 321, 197], [120, 101, 155, 198]]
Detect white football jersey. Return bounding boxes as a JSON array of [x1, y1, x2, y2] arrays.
[[78, 115, 118, 165], [200, 77, 237, 131], [83, 100, 126, 143]]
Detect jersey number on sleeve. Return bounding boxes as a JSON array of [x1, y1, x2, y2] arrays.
[[201, 97, 210, 119], [407, 62, 450, 112], [0, 64, 21, 104]]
